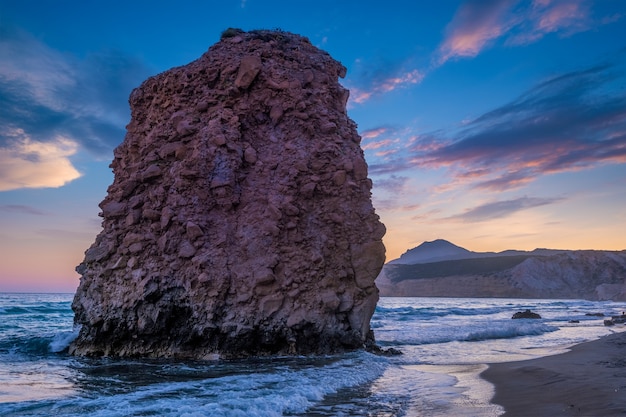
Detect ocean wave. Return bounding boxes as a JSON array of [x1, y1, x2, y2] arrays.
[[0, 303, 72, 316], [374, 305, 504, 320], [0, 295, 618, 417], [0, 336, 53, 356], [49, 328, 80, 353], [0, 353, 389, 417], [462, 323, 559, 342], [0, 328, 79, 356], [375, 321, 559, 346]]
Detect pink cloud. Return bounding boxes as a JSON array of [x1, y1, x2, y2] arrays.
[[372, 64, 626, 194], [349, 69, 424, 105], [436, 0, 517, 65], [408, 136, 446, 153], [350, 88, 373, 105], [360, 127, 388, 140], [436, 0, 603, 64], [377, 70, 424, 93], [362, 138, 396, 151], [374, 149, 399, 157], [508, 0, 592, 44], [535, 0, 588, 32], [418, 137, 603, 192]]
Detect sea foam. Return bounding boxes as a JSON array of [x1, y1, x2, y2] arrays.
[[19, 354, 388, 417], [48, 328, 80, 353]]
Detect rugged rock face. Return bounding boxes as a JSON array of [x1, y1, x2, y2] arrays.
[[70, 29, 386, 358]]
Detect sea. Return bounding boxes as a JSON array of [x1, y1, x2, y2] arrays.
[[1, 293, 625, 417]]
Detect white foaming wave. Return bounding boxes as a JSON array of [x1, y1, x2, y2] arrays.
[[366, 363, 503, 417], [463, 322, 559, 342], [23, 354, 388, 417], [375, 305, 503, 319], [376, 320, 558, 346], [48, 327, 80, 353]]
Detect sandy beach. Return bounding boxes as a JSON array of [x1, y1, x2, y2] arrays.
[[481, 331, 626, 416]]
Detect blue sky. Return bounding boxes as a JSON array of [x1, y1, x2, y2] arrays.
[[1, 0, 625, 291]]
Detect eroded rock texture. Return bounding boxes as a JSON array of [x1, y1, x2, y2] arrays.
[[70, 29, 386, 358]]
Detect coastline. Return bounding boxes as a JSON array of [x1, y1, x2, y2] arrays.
[[481, 331, 626, 416]]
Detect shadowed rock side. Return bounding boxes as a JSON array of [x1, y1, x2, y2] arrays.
[[70, 29, 386, 359]]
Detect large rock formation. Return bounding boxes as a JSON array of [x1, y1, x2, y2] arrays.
[[378, 240, 626, 300], [70, 29, 386, 358]]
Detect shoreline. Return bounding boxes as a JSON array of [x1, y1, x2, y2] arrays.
[[481, 331, 626, 416]]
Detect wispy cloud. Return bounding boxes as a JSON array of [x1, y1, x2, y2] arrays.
[[362, 138, 398, 151], [347, 0, 619, 108], [373, 175, 409, 194], [369, 158, 413, 176], [348, 68, 424, 105], [0, 204, 47, 215], [361, 127, 389, 140], [0, 26, 150, 190], [372, 196, 421, 213], [436, 0, 616, 65], [422, 64, 626, 190], [361, 126, 415, 174], [532, 0, 590, 33], [445, 196, 564, 222], [507, 0, 592, 45], [436, 0, 516, 65], [371, 62, 626, 192], [350, 69, 425, 104]]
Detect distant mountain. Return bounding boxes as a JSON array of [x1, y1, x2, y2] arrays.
[[377, 240, 626, 301], [388, 239, 564, 265], [389, 239, 472, 264]]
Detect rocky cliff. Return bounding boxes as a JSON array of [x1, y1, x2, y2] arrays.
[[70, 29, 386, 358], [378, 241, 626, 300]]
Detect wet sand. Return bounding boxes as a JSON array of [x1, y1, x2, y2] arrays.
[[481, 331, 626, 416]]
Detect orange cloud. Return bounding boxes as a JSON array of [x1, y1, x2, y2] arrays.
[[0, 133, 81, 191]]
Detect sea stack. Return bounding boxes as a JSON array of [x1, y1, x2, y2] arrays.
[[70, 29, 386, 358]]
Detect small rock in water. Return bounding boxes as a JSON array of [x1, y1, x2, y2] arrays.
[[511, 309, 542, 319]]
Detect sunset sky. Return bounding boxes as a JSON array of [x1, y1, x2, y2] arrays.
[[1, 0, 625, 292]]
